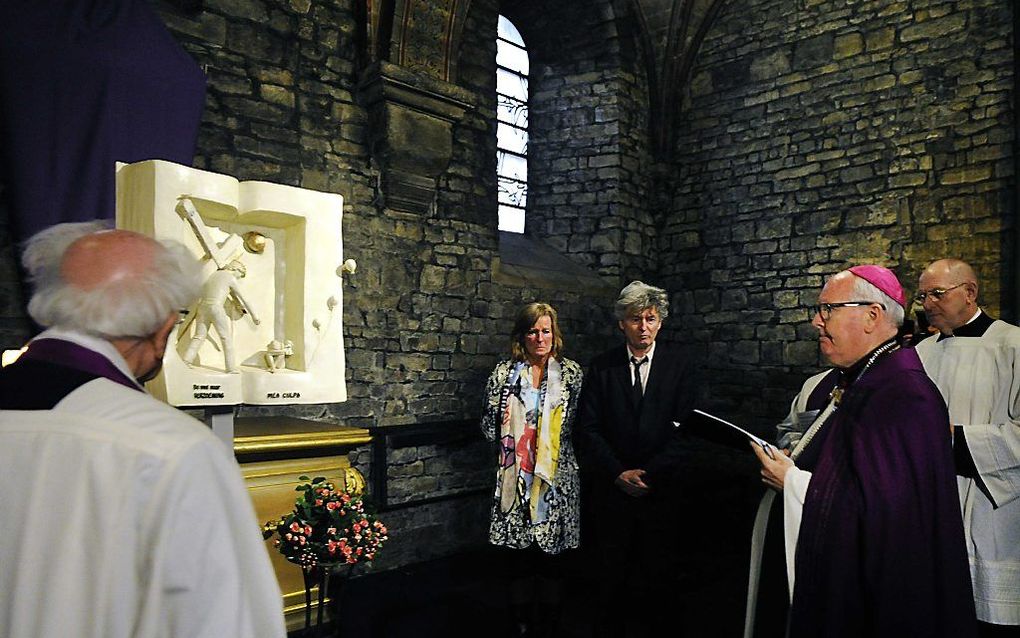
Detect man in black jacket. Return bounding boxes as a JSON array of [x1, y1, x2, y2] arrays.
[[577, 280, 697, 637]]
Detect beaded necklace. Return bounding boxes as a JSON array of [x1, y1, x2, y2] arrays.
[[829, 340, 900, 407], [792, 340, 899, 460]]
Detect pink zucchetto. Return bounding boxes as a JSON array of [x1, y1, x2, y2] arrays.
[[848, 264, 906, 308]]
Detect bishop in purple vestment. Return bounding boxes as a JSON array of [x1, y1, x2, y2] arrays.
[[753, 265, 977, 638]]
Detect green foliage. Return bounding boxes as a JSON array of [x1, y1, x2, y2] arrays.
[[263, 476, 389, 572]]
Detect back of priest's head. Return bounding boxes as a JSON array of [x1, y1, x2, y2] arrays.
[[22, 221, 200, 340]]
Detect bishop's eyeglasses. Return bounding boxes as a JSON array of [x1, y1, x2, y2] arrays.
[[913, 283, 966, 304], [815, 301, 883, 321]]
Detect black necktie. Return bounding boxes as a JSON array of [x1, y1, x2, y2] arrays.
[[631, 356, 646, 409]]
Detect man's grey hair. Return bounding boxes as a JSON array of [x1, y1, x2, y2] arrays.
[[850, 274, 904, 328], [614, 280, 670, 321], [23, 221, 202, 339]]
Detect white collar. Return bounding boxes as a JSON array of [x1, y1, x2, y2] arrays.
[[963, 308, 983, 325], [626, 340, 656, 363], [33, 328, 143, 389]]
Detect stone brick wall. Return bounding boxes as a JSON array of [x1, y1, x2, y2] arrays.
[[505, 0, 659, 283], [169, 0, 626, 567], [0, 0, 1013, 574], [0, 0, 632, 569], [659, 0, 1015, 430], [153, 0, 627, 430], [343, 431, 493, 568]]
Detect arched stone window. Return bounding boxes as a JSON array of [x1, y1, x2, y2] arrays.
[[495, 15, 528, 233]]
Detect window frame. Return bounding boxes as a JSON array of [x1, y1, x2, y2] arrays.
[[496, 15, 529, 234]]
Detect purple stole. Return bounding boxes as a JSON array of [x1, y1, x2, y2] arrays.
[[21, 338, 142, 392]]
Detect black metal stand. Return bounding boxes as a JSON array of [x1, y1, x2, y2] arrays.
[[300, 567, 345, 637]]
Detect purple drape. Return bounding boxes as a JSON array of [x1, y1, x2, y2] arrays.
[[0, 0, 206, 245]]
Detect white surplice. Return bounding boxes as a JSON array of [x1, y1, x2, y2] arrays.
[[744, 370, 832, 638], [916, 320, 1020, 625], [0, 331, 286, 638]]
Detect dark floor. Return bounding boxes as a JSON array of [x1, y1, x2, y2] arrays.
[[299, 466, 757, 638], [295, 546, 747, 638]]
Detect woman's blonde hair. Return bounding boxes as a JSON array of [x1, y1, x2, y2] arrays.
[[509, 302, 564, 362]]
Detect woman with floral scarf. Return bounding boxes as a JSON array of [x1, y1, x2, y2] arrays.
[[480, 302, 583, 636]]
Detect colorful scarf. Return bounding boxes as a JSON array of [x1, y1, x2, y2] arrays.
[[496, 358, 564, 526]]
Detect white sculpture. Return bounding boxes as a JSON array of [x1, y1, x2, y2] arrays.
[[263, 339, 294, 373], [115, 159, 349, 406], [182, 260, 261, 373]]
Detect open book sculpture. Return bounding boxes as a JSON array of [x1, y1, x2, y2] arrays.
[[115, 160, 349, 406]]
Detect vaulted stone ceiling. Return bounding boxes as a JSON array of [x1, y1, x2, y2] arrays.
[[165, 0, 727, 162], [357, 0, 729, 160], [625, 0, 728, 158]]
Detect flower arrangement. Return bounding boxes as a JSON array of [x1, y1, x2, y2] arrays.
[[263, 475, 389, 572]]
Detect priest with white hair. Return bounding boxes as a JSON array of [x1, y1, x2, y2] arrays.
[[0, 221, 286, 638]]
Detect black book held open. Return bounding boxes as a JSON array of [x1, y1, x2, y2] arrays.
[[682, 409, 773, 456]]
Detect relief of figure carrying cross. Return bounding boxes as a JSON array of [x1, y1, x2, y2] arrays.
[[115, 159, 349, 406], [176, 198, 260, 373]]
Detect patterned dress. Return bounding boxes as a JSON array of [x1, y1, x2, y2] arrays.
[[480, 357, 583, 554]]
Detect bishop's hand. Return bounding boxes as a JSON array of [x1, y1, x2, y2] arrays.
[[751, 442, 795, 491]]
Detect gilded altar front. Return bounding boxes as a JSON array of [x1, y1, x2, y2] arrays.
[[235, 417, 371, 631]]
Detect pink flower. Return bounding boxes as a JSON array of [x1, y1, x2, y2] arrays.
[[270, 481, 387, 569]]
